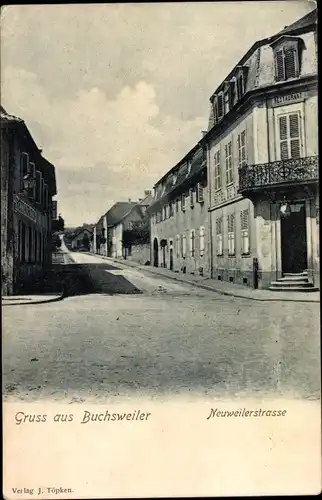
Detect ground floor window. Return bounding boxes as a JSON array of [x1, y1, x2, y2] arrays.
[[216, 217, 223, 256], [240, 209, 250, 254], [181, 233, 186, 257], [190, 230, 195, 257], [199, 226, 205, 257], [228, 213, 235, 255]]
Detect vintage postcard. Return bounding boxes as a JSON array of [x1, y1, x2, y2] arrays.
[[1, 1, 320, 498]]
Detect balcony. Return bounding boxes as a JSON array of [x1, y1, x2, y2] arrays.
[[238, 156, 319, 198]]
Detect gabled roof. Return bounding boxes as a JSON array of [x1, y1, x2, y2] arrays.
[[0, 106, 23, 123], [275, 8, 317, 37], [104, 201, 138, 227]]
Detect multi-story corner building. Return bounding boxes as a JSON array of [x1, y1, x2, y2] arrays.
[[148, 145, 208, 276], [1, 107, 57, 295], [200, 9, 318, 290]]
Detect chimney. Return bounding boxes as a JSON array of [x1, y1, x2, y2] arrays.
[[128, 198, 131, 202], [201, 130, 207, 138], [144, 190, 152, 197]]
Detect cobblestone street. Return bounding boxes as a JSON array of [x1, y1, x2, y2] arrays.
[[3, 252, 320, 403]]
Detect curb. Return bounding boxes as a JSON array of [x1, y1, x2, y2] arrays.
[[2, 293, 65, 307], [100, 255, 320, 304]]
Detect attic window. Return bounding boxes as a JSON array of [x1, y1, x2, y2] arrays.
[[271, 37, 303, 82], [236, 66, 248, 100]]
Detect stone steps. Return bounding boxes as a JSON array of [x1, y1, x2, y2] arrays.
[[269, 271, 319, 292]]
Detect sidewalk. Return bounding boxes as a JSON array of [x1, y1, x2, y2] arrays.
[[91, 253, 320, 303], [2, 294, 63, 306]]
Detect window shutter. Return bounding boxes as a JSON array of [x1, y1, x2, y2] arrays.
[[289, 113, 300, 158], [217, 94, 223, 117], [275, 49, 285, 81], [279, 116, 289, 160], [229, 81, 236, 108], [285, 47, 297, 79]]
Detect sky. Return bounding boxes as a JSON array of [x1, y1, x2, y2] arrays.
[[1, 1, 315, 226]]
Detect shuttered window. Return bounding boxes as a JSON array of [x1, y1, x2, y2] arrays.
[[275, 46, 299, 81], [228, 213, 235, 255], [240, 209, 250, 254], [285, 47, 297, 79], [278, 113, 301, 160], [216, 217, 223, 256], [238, 130, 247, 168], [196, 183, 204, 203], [275, 49, 285, 81], [214, 150, 221, 191], [199, 226, 205, 256], [225, 141, 233, 185], [217, 93, 223, 117], [190, 230, 195, 257], [181, 193, 186, 211], [237, 75, 244, 99]]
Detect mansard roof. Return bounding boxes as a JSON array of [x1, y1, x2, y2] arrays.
[[209, 8, 316, 101]]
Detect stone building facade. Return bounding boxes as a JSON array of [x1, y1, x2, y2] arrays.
[[148, 145, 209, 277], [1, 107, 57, 295], [200, 9, 318, 290]]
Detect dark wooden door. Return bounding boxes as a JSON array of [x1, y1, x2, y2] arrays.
[[153, 238, 159, 267], [169, 249, 173, 270], [281, 204, 307, 274]]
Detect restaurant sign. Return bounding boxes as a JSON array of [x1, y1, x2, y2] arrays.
[[14, 196, 37, 223], [272, 92, 307, 107]]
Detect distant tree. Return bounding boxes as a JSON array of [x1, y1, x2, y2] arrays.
[[82, 232, 90, 250]]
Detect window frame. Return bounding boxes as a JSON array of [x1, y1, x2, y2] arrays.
[[216, 217, 223, 256], [214, 149, 221, 191], [238, 130, 247, 169], [199, 226, 205, 257], [277, 111, 302, 160], [240, 209, 250, 255], [225, 141, 234, 186], [227, 213, 235, 256]]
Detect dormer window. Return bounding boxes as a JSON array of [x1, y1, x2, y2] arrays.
[[270, 36, 303, 82], [172, 174, 177, 185], [217, 93, 224, 118], [236, 66, 248, 100], [224, 89, 230, 114]]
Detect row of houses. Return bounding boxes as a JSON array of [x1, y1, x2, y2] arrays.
[[1, 107, 60, 295], [91, 191, 152, 264], [91, 9, 319, 291]]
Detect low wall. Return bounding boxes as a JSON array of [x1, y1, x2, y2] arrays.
[[127, 243, 150, 265]]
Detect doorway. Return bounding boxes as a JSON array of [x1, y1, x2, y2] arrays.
[[280, 203, 307, 274], [153, 238, 159, 267]]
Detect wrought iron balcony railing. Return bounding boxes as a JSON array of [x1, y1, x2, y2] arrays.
[[238, 156, 319, 193]]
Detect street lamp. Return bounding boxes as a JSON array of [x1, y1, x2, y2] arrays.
[[280, 198, 291, 218]]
